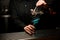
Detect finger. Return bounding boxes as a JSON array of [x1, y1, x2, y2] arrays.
[[26, 26, 35, 33], [29, 25, 35, 29], [26, 30, 32, 35], [29, 25, 36, 32], [25, 29, 32, 34], [24, 26, 35, 34], [24, 27, 32, 34], [27, 26, 34, 30], [27, 26, 35, 33]]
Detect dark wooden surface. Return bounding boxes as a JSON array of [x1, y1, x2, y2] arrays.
[[0, 29, 60, 40]]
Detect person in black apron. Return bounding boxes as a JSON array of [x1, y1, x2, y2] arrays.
[[9, 0, 60, 35]]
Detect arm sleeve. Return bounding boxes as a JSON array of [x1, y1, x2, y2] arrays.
[[9, 0, 26, 28]]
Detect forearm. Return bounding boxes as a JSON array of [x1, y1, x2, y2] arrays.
[[9, 2, 26, 28], [14, 18, 26, 28]]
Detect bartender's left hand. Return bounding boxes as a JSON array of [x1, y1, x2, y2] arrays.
[[24, 24, 35, 35]]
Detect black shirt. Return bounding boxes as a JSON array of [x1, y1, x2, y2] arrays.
[[9, 0, 58, 32]]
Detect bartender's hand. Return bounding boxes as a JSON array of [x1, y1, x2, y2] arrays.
[[36, 0, 47, 7], [24, 24, 35, 35]]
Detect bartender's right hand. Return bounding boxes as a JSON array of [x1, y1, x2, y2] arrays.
[[36, 0, 47, 7], [24, 24, 35, 35]]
